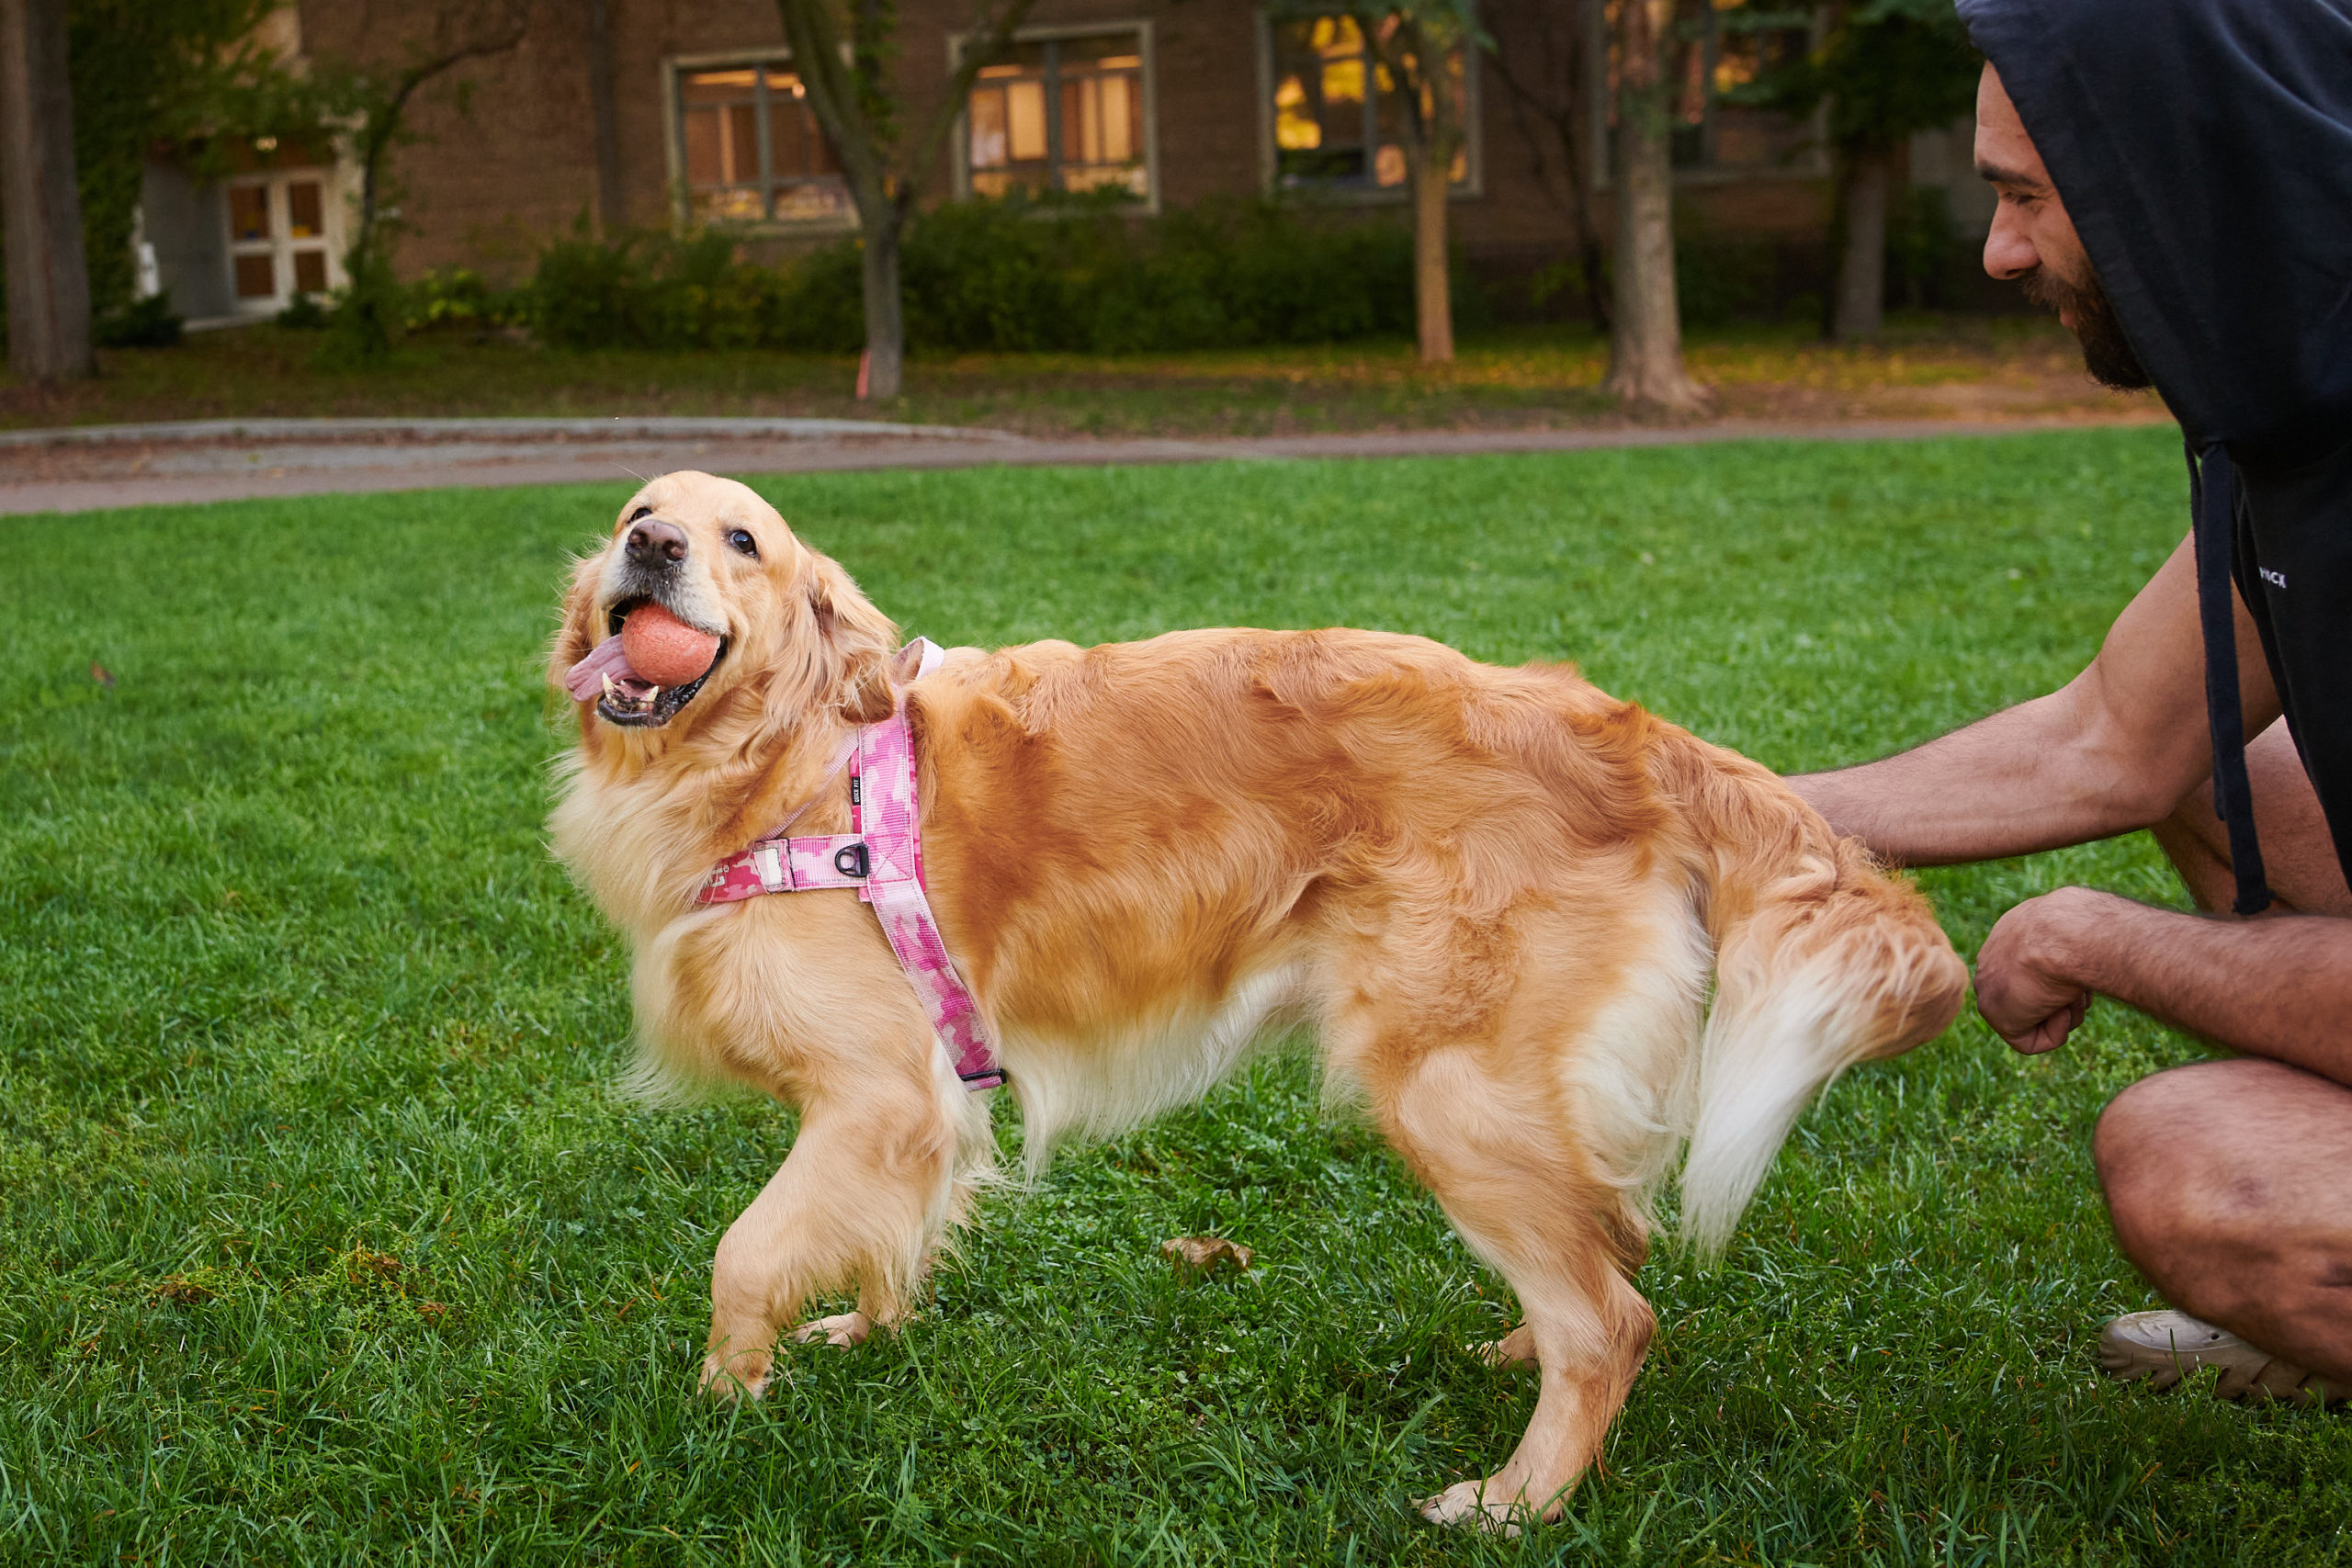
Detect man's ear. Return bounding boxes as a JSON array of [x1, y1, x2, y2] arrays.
[[808, 559, 899, 723]]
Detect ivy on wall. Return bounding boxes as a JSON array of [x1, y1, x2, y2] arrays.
[[0, 0, 286, 330]]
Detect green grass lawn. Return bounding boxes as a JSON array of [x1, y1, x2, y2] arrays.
[[6, 427, 2344, 1565]]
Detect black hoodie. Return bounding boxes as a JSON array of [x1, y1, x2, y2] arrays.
[[1956, 0, 2352, 908]]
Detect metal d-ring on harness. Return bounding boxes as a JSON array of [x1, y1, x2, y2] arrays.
[[695, 638, 1008, 1091]]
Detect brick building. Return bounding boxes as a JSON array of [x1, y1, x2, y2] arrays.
[[139, 1, 1990, 326]]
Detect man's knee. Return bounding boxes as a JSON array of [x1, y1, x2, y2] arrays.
[[2095, 1060, 2301, 1268], [2097, 1062, 2215, 1179], [2099, 1064, 2253, 1239]]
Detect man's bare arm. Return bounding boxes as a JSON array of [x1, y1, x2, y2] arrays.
[[1975, 887, 2352, 1086], [1790, 532, 2280, 864]]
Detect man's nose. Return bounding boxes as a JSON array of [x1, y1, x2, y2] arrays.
[[626, 518, 688, 566], [1983, 209, 2037, 281]]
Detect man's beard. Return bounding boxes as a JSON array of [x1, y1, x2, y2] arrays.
[[2018, 263, 2153, 390]]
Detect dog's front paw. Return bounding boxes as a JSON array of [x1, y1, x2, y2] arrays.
[[790, 1311, 872, 1348], [700, 1347, 776, 1401], [1419, 1478, 1529, 1537]]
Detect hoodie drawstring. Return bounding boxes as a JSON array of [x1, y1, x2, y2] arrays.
[[2185, 441, 2273, 917]]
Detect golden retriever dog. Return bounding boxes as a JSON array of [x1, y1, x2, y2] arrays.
[[548, 470, 1966, 1529]]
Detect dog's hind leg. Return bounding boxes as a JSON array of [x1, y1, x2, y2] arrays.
[[700, 1065, 958, 1399], [1368, 1043, 1654, 1534]]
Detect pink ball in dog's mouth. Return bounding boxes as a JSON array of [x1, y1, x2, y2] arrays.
[[621, 602, 721, 687]]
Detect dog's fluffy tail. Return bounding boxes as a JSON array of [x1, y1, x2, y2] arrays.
[[1657, 737, 1968, 1258]]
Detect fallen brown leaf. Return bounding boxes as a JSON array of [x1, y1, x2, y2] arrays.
[[1161, 1235, 1253, 1279], [153, 1276, 213, 1305], [348, 1246, 403, 1283], [90, 660, 115, 688]]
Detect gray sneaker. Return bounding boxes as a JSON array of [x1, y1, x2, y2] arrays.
[[2098, 1310, 2334, 1407]]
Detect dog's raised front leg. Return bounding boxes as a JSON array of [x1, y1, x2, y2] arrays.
[[700, 1075, 957, 1399]]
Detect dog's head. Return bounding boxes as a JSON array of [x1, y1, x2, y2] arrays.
[[552, 471, 899, 745]]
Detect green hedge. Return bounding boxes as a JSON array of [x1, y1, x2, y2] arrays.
[[521, 197, 1482, 355]]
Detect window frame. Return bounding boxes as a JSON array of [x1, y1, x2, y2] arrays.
[[661, 48, 860, 234], [1253, 7, 1484, 204], [221, 167, 345, 316], [947, 21, 1161, 213], [1577, 0, 1829, 190]]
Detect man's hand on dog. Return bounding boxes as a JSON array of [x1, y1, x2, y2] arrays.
[[1973, 887, 2098, 1055]]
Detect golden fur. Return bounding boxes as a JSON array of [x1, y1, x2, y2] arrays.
[[548, 471, 1967, 1529]]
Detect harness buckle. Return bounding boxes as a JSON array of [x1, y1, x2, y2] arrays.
[[833, 842, 871, 880]]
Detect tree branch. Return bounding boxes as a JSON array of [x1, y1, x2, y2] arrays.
[[776, 0, 888, 195], [353, 6, 528, 243], [905, 0, 1042, 197]]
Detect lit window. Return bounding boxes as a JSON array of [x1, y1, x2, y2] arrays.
[[963, 31, 1149, 200], [675, 61, 853, 226], [1269, 14, 1471, 195]]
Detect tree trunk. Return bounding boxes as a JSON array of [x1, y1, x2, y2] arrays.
[[1411, 147, 1453, 364], [0, 0, 93, 384], [587, 0, 626, 234], [1831, 144, 1889, 342], [858, 196, 905, 400], [1603, 0, 1706, 414]]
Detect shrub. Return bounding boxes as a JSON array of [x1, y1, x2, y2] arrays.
[[403, 268, 524, 333], [277, 292, 332, 330], [314, 249, 406, 367], [520, 197, 1455, 355], [1673, 226, 1786, 328], [94, 290, 183, 348], [521, 230, 637, 348], [526, 228, 795, 351]]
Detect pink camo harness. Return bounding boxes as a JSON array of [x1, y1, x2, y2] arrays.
[[691, 639, 1005, 1092]]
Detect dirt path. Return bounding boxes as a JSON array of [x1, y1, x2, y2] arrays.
[[0, 412, 2174, 515]]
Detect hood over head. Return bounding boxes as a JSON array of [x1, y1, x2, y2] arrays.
[[1957, 0, 2352, 471]]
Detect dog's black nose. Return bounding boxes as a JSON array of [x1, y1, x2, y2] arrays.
[[626, 518, 688, 566]]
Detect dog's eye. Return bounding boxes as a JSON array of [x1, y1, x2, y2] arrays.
[[726, 529, 759, 558], [627, 505, 653, 525]]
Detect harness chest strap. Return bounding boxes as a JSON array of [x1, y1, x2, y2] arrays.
[[696, 640, 1006, 1092]]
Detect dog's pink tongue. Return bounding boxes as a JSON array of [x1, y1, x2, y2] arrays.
[[563, 634, 639, 702]]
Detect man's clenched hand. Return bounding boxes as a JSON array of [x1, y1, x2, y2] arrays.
[[1968, 886, 2352, 1089], [1973, 887, 2099, 1053]]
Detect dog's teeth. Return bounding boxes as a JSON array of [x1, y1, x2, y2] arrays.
[[602, 673, 616, 699], [647, 686, 660, 706]]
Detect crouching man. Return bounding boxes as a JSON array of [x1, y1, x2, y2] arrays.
[[1795, 0, 2352, 1404]]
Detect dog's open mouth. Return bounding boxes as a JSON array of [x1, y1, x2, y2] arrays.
[[563, 596, 728, 728]]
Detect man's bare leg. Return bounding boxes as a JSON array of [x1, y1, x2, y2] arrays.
[[2096, 1060, 2352, 1391], [2096, 719, 2352, 1393], [2148, 720, 2352, 919]]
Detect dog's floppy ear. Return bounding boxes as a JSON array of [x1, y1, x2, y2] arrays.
[[549, 552, 605, 694], [807, 556, 899, 723]]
